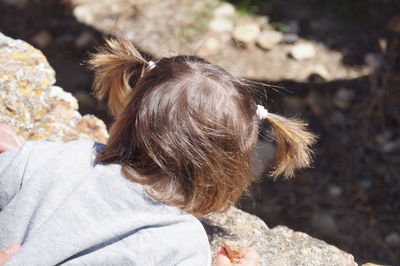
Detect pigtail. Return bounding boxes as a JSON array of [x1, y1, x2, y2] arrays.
[[265, 113, 316, 178], [88, 38, 147, 117]]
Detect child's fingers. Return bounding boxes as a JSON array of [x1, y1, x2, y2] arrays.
[[238, 247, 260, 266], [0, 124, 24, 152], [18, 136, 25, 146], [215, 247, 232, 266], [5, 244, 20, 254], [215, 246, 260, 266], [0, 244, 20, 265]]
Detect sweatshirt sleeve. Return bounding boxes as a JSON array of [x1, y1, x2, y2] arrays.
[[140, 215, 212, 266], [0, 141, 34, 210]]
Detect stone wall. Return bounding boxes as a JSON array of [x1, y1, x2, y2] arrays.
[[0, 32, 358, 265]]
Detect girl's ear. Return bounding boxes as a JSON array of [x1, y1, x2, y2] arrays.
[[265, 113, 317, 178], [88, 38, 147, 117]]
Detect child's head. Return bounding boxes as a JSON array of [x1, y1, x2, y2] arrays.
[[89, 38, 316, 215]]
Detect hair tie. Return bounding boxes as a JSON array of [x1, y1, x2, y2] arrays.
[[147, 60, 156, 70], [256, 105, 269, 120]]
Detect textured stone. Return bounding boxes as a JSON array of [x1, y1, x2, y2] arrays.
[[333, 88, 355, 110], [68, 0, 371, 82], [384, 232, 400, 248], [256, 30, 283, 50], [204, 207, 356, 266], [311, 213, 339, 235], [364, 53, 385, 70], [197, 36, 221, 57], [232, 21, 261, 47], [213, 3, 235, 18], [0, 32, 108, 143], [209, 17, 234, 32], [282, 33, 299, 44], [290, 43, 317, 60], [281, 20, 300, 34]]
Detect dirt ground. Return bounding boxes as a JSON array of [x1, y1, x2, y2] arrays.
[[0, 0, 399, 264]]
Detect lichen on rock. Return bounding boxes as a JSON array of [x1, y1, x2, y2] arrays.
[[0, 32, 108, 143], [205, 207, 357, 265]]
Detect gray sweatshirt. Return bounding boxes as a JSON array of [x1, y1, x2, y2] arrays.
[[0, 140, 211, 266]]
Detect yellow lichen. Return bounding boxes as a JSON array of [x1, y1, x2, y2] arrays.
[[35, 90, 43, 97], [22, 61, 35, 66], [40, 80, 49, 89], [30, 134, 45, 140], [18, 114, 26, 121], [9, 53, 31, 61], [20, 85, 29, 96]]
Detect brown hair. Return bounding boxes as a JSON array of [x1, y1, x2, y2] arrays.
[[88, 38, 316, 215]]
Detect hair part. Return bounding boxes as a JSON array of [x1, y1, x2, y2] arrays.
[[89, 37, 316, 215]]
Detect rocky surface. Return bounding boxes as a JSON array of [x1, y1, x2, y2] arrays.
[[68, 0, 371, 82], [205, 207, 357, 266], [0, 32, 108, 143], [0, 33, 360, 265]]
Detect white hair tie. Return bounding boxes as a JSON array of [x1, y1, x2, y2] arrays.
[[147, 60, 156, 70], [256, 105, 269, 120]]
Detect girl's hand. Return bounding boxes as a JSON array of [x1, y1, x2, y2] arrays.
[[215, 246, 260, 266], [0, 123, 25, 153], [0, 244, 20, 265]]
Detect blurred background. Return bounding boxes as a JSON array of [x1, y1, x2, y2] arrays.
[[0, 0, 399, 264]]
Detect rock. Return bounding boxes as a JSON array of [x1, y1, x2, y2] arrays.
[[387, 15, 400, 33], [75, 31, 95, 48], [205, 208, 356, 266], [256, 30, 283, 50], [365, 53, 385, 70], [289, 43, 317, 60], [213, 3, 235, 18], [282, 20, 300, 34], [359, 179, 372, 190], [328, 185, 343, 197], [282, 33, 299, 44], [232, 22, 261, 47], [31, 30, 53, 48], [334, 88, 355, 110], [384, 232, 400, 247], [197, 36, 221, 57], [0, 32, 357, 266], [311, 213, 339, 235], [375, 131, 392, 145], [381, 138, 400, 153], [68, 0, 371, 82], [308, 64, 330, 82], [256, 16, 270, 29], [0, 32, 108, 143], [72, 5, 95, 25], [209, 17, 234, 32]]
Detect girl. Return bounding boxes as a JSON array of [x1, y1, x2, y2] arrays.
[[0, 38, 315, 265]]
